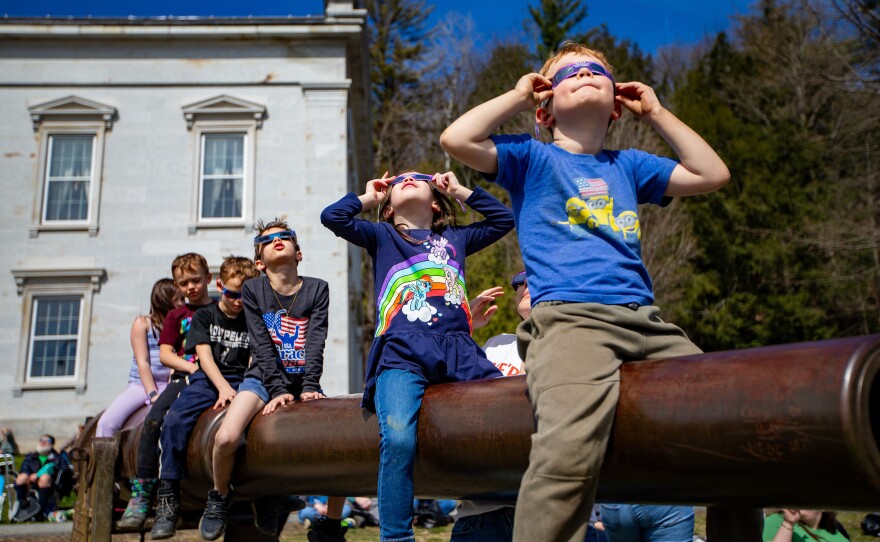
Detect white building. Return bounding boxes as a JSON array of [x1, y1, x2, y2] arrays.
[[0, 0, 371, 447]]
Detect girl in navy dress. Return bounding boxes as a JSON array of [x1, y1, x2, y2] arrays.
[[321, 170, 513, 542]]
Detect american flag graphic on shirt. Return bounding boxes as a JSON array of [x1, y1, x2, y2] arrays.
[[261, 309, 309, 373]]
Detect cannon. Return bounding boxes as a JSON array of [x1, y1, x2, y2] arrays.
[[70, 335, 880, 541]]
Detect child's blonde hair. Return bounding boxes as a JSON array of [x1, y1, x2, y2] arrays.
[[377, 173, 458, 244], [219, 256, 260, 283], [539, 41, 615, 79]]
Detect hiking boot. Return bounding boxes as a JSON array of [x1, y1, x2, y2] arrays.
[[199, 487, 234, 541], [252, 494, 285, 536], [149, 480, 180, 540], [12, 490, 42, 523], [307, 515, 349, 542], [117, 478, 156, 530]]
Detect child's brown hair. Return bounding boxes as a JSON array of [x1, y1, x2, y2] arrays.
[[219, 256, 260, 283], [171, 252, 209, 278]]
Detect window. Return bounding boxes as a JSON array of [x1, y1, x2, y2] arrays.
[[28, 96, 115, 237], [201, 133, 245, 220], [12, 268, 105, 394], [28, 296, 81, 379], [43, 134, 95, 222], [182, 95, 265, 232]]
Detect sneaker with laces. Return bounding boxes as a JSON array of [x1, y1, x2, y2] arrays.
[[199, 487, 234, 541], [149, 481, 181, 540], [12, 491, 42, 523], [307, 515, 349, 542], [252, 494, 285, 536], [117, 478, 156, 530]]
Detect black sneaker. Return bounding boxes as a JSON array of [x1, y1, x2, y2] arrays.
[[252, 494, 284, 536], [150, 481, 181, 540], [307, 516, 349, 542], [12, 491, 42, 523], [199, 487, 234, 541]]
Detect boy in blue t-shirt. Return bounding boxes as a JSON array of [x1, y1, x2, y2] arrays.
[[441, 41, 730, 542]]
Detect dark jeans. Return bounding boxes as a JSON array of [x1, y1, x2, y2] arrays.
[[136, 376, 187, 478], [158, 371, 241, 480]]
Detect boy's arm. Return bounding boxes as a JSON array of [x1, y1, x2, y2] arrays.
[[440, 73, 552, 174], [158, 310, 198, 374], [301, 280, 330, 399], [158, 344, 198, 374], [194, 344, 237, 409], [616, 81, 730, 197]]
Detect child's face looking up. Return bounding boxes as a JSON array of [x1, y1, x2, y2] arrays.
[[256, 227, 300, 268], [217, 276, 245, 315], [385, 172, 437, 217], [543, 53, 616, 119]]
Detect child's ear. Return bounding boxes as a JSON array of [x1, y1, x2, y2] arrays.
[[431, 200, 441, 213], [255, 259, 266, 272], [295, 248, 303, 263], [215, 278, 224, 292], [382, 206, 394, 219], [536, 106, 554, 130], [610, 100, 622, 122]]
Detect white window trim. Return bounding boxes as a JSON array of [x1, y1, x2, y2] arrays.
[[182, 95, 265, 234], [11, 268, 105, 395], [28, 96, 115, 238]]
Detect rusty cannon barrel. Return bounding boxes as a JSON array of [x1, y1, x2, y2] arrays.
[[83, 335, 880, 511]]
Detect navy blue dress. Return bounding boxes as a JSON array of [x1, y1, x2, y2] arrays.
[[321, 186, 514, 410]]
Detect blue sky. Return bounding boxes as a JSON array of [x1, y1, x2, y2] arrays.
[[0, 0, 754, 55]]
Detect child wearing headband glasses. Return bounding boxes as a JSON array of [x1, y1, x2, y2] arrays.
[[150, 256, 260, 539], [441, 40, 730, 542], [320, 170, 514, 542], [196, 219, 347, 542]]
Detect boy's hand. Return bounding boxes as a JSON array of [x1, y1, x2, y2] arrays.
[[213, 385, 237, 410], [469, 286, 504, 330], [432, 171, 473, 201], [300, 391, 325, 401], [262, 393, 295, 415], [514, 73, 553, 109], [615, 81, 663, 120], [359, 172, 393, 211]]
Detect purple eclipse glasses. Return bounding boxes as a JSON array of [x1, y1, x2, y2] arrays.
[[510, 271, 527, 290], [389, 173, 434, 186], [551, 61, 614, 88]]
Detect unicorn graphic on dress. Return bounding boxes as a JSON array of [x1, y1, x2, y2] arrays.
[[428, 236, 452, 265]]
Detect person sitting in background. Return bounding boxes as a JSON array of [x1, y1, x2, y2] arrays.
[[1, 427, 19, 456], [12, 435, 69, 523], [763, 509, 849, 542]]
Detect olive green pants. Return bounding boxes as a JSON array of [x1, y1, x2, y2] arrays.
[[511, 302, 701, 542]]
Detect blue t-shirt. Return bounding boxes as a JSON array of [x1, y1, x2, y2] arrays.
[[488, 134, 678, 306]]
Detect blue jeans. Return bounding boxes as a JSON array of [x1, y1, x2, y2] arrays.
[[375, 369, 427, 542], [600, 504, 694, 542]]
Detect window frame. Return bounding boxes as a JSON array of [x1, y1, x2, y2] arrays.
[[40, 132, 98, 226], [28, 96, 114, 238], [11, 268, 105, 394], [197, 131, 249, 224], [182, 95, 265, 234]]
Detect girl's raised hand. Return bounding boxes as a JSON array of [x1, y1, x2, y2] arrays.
[[432, 171, 473, 201], [360, 172, 394, 211]]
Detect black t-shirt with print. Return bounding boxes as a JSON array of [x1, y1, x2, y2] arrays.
[[185, 303, 250, 377]]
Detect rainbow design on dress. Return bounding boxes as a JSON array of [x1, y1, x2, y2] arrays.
[[374, 253, 471, 336]]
